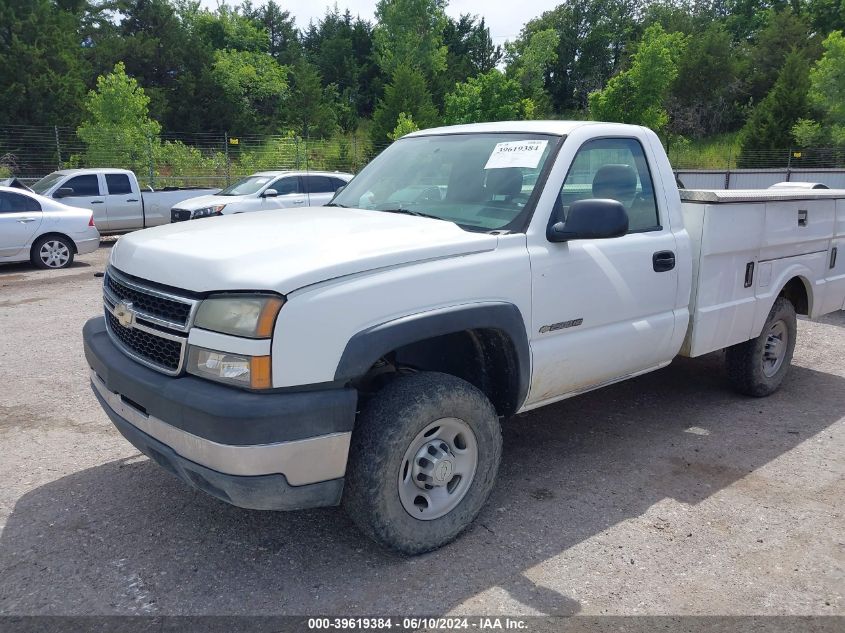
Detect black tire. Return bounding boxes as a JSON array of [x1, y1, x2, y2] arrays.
[[30, 234, 75, 269], [343, 371, 502, 555], [725, 297, 797, 397]]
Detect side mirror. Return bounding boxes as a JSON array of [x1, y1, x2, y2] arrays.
[[547, 199, 629, 243], [54, 187, 74, 199], [262, 188, 278, 198]]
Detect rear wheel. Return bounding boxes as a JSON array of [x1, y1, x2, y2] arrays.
[[725, 297, 797, 397], [31, 235, 75, 269], [343, 371, 502, 554]]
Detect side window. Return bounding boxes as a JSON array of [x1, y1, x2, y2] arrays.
[[105, 174, 132, 195], [304, 175, 335, 193], [0, 191, 41, 213], [61, 174, 100, 197], [559, 138, 659, 233], [330, 177, 348, 190], [270, 177, 300, 195]]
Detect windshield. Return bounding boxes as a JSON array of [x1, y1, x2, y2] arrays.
[[218, 175, 274, 196], [31, 172, 66, 195], [331, 133, 559, 231]]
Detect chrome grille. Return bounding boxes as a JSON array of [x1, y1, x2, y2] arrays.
[[103, 267, 197, 375], [104, 268, 195, 330], [105, 311, 183, 372]]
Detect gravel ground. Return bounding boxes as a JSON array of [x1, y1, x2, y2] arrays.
[[0, 242, 843, 616]]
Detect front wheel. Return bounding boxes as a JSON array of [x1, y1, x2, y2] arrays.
[[725, 297, 797, 397], [343, 372, 502, 554], [31, 235, 75, 269]]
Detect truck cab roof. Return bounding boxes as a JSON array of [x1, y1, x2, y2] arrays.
[[404, 120, 643, 138]]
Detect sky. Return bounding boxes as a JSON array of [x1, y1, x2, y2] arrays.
[[200, 1, 562, 45]]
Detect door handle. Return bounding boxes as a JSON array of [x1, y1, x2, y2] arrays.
[[17, 217, 37, 223], [127, 198, 139, 202], [293, 199, 305, 204], [653, 250, 676, 272], [91, 200, 104, 204]]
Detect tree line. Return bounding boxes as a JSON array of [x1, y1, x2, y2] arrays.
[[1, 0, 845, 169]]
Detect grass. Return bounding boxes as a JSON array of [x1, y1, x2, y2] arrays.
[[666, 133, 742, 170]]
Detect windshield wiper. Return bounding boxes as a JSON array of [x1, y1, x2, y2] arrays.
[[377, 207, 447, 221], [324, 202, 349, 208]]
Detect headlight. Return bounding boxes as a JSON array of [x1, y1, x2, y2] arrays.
[[191, 205, 226, 219], [194, 294, 284, 338], [187, 347, 271, 389]]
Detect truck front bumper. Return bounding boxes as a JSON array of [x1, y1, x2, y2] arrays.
[[83, 317, 358, 510]]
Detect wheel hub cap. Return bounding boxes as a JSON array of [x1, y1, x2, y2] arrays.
[[762, 320, 788, 377], [412, 440, 456, 489], [398, 417, 478, 521]]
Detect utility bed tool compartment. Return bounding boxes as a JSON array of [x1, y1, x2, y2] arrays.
[[679, 190, 844, 357]]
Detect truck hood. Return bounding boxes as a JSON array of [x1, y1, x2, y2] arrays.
[[110, 207, 498, 294], [173, 194, 247, 211]]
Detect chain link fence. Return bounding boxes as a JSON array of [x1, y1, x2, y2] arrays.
[[667, 143, 845, 171], [0, 125, 390, 189], [4, 124, 845, 189]]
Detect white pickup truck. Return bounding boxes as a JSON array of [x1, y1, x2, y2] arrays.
[[82, 121, 845, 554], [30, 168, 218, 233]]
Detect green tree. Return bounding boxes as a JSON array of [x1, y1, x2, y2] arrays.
[[0, 0, 87, 126], [668, 23, 745, 138], [744, 10, 814, 107], [371, 65, 438, 144], [190, 4, 269, 53], [805, 30, 845, 143], [588, 24, 688, 133], [77, 62, 161, 170], [506, 0, 639, 113], [210, 49, 289, 133], [286, 59, 339, 139], [738, 51, 811, 166], [506, 29, 559, 114], [301, 8, 379, 120], [389, 112, 420, 140], [437, 15, 502, 102], [373, 0, 448, 78], [247, 1, 302, 66], [444, 70, 535, 124], [104, 0, 195, 123]]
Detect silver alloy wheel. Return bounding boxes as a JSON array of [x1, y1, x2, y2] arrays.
[[762, 319, 788, 377], [39, 240, 70, 268], [398, 417, 478, 520]]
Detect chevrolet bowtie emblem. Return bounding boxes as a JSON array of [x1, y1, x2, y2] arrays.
[[114, 301, 136, 329]]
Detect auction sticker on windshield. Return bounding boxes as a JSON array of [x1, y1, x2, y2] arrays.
[[484, 140, 548, 170]]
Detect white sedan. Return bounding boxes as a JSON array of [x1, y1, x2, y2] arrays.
[[0, 186, 100, 269], [170, 170, 353, 222]]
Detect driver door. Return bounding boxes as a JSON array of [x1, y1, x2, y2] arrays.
[[55, 174, 107, 230], [525, 137, 680, 407]]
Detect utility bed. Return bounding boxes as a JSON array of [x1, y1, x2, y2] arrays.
[[680, 189, 845, 357]]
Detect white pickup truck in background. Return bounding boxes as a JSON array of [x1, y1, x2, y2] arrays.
[[83, 121, 845, 555], [169, 170, 353, 222], [30, 168, 218, 233]]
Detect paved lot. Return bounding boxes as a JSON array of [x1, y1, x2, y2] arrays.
[[0, 243, 843, 616]]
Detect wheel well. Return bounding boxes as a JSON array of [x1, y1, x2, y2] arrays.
[[778, 277, 809, 315], [359, 328, 523, 418], [31, 232, 78, 254]]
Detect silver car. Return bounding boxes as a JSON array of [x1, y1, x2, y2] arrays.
[[0, 186, 100, 269]]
